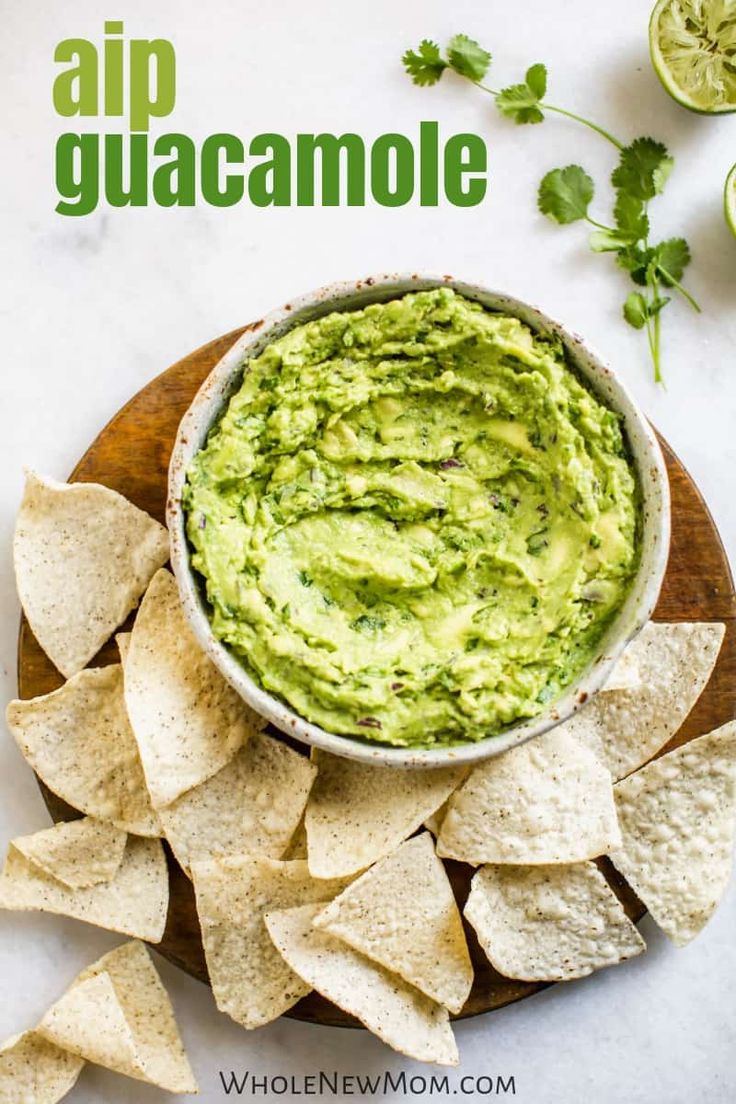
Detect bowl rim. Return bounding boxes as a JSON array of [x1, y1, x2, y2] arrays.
[[167, 272, 671, 768]]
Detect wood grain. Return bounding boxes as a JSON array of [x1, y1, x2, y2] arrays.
[[15, 326, 736, 1026]]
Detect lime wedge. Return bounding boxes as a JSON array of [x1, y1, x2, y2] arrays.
[[726, 163, 736, 237], [649, 0, 736, 114]]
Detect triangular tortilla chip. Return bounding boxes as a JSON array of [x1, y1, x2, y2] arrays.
[[609, 721, 736, 946], [124, 569, 260, 807], [37, 941, 197, 1094], [0, 835, 168, 942], [0, 1030, 84, 1104], [6, 665, 160, 838], [13, 471, 169, 678], [437, 727, 620, 865], [191, 855, 348, 1028], [159, 731, 316, 873], [265, 904, 459, 1067], [305, 752, 466, 878], [314, 832, 472, 1013], [567, 622, 725, 780], [465, 861, 645, 981], [11, 817, 127, 888]]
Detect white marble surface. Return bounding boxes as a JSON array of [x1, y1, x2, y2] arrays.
[[1, 1, 735, 1101]]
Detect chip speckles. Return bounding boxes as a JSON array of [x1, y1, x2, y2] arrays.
[[10, 817, 127, 888], [609, 721, 736, 946], [437, 727, 621, 865], [568, 621, 725, 781], [14, 470, 169, 678], [159, 731, 317, 873], [124, 568, 263, 808], [305, 751, 466, 878], [191, 855, 349, 1029], [0, 1031, 84, 1104], [265, 903, 459, 1066], [36, 941, 197, 1094], [0, 834, 169, 942], [464, 862, 645, 981], [6, 665, 160, 838], [313, 832, 473, 1013]]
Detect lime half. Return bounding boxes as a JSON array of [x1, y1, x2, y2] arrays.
[[650, 0, 736, 114], [726, 163, 736, 237]]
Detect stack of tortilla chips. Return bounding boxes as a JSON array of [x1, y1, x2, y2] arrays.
[[0, 941, 197, 1102], [2, 472, 735, 1088]]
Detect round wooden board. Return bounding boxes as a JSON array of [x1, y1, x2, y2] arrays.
[[16, 327, 736, 1028]]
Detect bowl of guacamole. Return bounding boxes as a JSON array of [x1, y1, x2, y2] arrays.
[[168, 275, 670, 766]]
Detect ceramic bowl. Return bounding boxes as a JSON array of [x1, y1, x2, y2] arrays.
[[168, 273, 670, 767]]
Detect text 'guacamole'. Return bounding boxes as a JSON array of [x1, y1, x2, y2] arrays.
[[184, 289, 640, 747]]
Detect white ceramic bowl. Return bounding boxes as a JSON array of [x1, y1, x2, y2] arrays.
[[168, 274, 670, 767]]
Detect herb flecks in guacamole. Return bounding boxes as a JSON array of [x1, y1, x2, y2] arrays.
[[184, 289, 639, 747]]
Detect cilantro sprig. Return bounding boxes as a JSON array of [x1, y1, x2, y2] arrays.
[[537, 146, 698, 382], [401, 34, 701, 383], [402, 37, 624, 146]]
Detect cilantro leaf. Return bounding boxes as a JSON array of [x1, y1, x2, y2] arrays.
[[623, 292, 649, 329], [653, 237, 691, 284], [447, 34, 491, 81], [649, 294, 671, 316], [496, 87, 545, 124], [613, 191, 649, 241], [623, 289, 670, 331], [617, 244, 655, 286], [525, 63, 548, 99], [589, 228, 634, 252], [402, 39, 448, 86], [538, 166, 594, 224], [611, 138, 674, 201], [591, 190, 651, 252], [496, 64, 548, 124], [589, 189, 652, 252]]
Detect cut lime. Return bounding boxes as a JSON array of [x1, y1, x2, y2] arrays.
[[649, 0, 736, 114], [726, 163, 736, 237]]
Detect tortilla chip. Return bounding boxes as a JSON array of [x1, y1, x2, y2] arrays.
[[305, 752, 466, 878], [115, 631, 131, 665], [0, 834, 168, 942], [601, 643, 641, 691], [425, 775, 469, 837], [609, 721, 736, 946], [37, 941, 197, 1094], [0, 1031, 84, 1104], [282, 817, 309, 860], [6, 665, 160, 838], [437, 727, 620, 865], [424, 800, 449, 838], [11, 817, 127, 888], [568, 622, 725, 780], [314, 832, 473, 1013], [191, 855, 348, 1028], [124, 569, 261, 807], [265, 904, 459, 1066], [465, 862, 645, 981], [13, 470, 169, 678], [159, 731, 316, 873]]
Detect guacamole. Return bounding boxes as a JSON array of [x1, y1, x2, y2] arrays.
[[184, 288, 640, 747]]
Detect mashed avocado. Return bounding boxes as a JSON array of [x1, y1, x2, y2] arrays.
[[184, 288, 640, 747]]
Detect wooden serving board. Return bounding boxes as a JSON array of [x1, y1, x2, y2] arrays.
[[16, 327, 736, 1027]]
